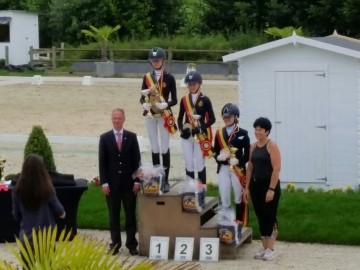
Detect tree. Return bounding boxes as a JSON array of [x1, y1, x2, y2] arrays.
[[81, 24, 121, 61], [147, 0, 185, 36], [24, 125, 56, 171]]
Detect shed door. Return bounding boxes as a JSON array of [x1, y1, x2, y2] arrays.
[[275, 71, 326, 183]]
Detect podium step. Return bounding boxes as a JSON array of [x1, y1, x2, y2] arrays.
[[201, 214, 253, 259], [138, 193, 219, 259]]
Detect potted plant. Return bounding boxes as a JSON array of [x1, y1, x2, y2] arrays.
[[81, 25, 121, 77]]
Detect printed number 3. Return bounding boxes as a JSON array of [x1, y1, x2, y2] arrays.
[[205, 244, 212, 255]]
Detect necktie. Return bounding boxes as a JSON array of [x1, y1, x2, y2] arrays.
[[116, 132, 122, 151]]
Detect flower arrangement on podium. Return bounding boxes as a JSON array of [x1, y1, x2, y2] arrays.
[[217, 207, 242, 245], [178, 177, 205, 213], [133, 163, 165, 196]]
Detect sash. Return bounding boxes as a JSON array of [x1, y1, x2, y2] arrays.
[[216, 128, 246, 187], [183, 94, 214, 157], [145, 73, 177, 134]]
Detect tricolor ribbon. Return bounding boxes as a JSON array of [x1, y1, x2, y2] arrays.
[[145, 73, 177, 134], [183, 94, 214, 157]]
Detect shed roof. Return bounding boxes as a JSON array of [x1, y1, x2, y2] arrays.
[[223, 31, 360, 62]]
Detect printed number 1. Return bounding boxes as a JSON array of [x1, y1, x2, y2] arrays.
[[156, 243, 161, 254]]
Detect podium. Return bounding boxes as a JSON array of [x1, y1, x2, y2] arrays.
[[138, 184, 252, 260]]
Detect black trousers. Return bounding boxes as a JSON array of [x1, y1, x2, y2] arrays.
[[106, 190, 138, 250], [249, 177, 281, 237]]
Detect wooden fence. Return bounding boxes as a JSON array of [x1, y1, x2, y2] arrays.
[[26, 45, 235, 72]]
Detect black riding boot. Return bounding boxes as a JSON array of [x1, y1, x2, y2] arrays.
[[236, 203, 249, 227], [162, 150, 170, 193], [197, 168, 207, 184], [152, 152, 160, 166], [185, 170, 195, 180]]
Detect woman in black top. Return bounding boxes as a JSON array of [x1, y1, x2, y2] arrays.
[[244, 117, 281, 261]]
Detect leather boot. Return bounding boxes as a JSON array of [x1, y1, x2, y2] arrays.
[[161, 150, 170, 193], [185, 170, 195, 180], [152, 152, 160, 166], [197, 168, 207, 184], [236, 203, 249, 227]]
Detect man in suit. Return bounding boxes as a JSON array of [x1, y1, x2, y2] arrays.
[[99, 108, 141, 256]]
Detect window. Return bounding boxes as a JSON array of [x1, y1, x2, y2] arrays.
[[0, 17, 11, 42]]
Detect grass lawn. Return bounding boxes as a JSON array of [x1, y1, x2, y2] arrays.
[[78, 184, 360, 245]]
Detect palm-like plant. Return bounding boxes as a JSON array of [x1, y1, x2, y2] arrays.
[[81, 25, 121, 62], [0, 227, 201, 270]]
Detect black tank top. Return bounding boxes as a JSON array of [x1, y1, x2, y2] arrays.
[[251, 141, 272, 179]]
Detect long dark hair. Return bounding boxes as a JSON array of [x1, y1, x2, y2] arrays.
[[15, 154, 55, 211]]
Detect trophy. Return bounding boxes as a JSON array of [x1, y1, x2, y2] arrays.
[[218, 147, 238, 171], [191, 114, 201, 141], [141, 85, 163, 117], [229, 147, 238, 171]]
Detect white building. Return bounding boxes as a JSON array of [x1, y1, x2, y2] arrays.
[[0, 10, 39, 65], [223, 31, 360, 188]]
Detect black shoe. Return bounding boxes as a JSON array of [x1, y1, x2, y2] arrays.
[[107, 248, 119, 256], [162, 182, 170, 193], [129, 249, 139, 256]]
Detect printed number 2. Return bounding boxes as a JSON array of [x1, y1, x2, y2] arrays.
[[180, 244, 187, 255], [205, 244, 212, 255], [156, 243, 161, 254]]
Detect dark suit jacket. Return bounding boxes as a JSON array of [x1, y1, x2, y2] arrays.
[[214, 126, 250, 173], [99, 129, 141, 193]]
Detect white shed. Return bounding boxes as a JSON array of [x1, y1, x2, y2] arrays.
[[0, 10, 39, 65], [223, 32, 360, 188]]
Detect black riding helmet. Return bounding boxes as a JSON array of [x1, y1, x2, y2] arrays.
[[184, 71, 202, 84], [148, 47, 166, 61], [221, 103, 240, 121]]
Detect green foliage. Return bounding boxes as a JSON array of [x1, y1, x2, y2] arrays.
[[24, 126, 56, 171], [0, 59, 5, 68], [274, 191, 360, 245], [264, 26, 303, 39], [81, 25, 121, 61], [1, 226, 153, 270], [2, 0, 360, 47], [80, 184, 360, 245], [78, 184, 110, 229], [66, 32, 267, 63], [5, 174, 16, 181]]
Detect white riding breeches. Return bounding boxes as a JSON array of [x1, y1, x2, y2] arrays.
[[218, 164, 243, 208], [145, 116, 170, 154], [181, 137, 205, 172]]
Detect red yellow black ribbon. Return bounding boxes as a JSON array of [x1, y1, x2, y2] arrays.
[[183, 94, 214, 157], [145, 72, 177, 134]]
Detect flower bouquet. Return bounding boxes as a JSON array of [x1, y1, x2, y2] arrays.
[[178, 176, 205, 213], [217, 207, 242, 245], [133, 163, 165, 196]]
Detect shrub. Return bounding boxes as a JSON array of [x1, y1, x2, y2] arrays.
[[5, 173, 16, 180], [24, 125, 56, 171], [0, 59, 5, 68]]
